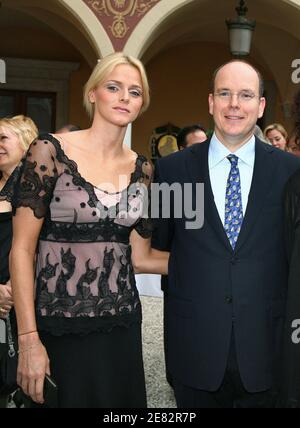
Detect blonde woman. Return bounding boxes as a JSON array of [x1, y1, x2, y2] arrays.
[[0, 115, 38, 407], [264, 123, 288, 151], [10, 53, 169, 408], [0, 115, 38, 319]]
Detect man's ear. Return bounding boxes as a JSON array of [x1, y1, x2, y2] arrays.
[[258, 97, 266, 119], [208, 93, 214, 116]]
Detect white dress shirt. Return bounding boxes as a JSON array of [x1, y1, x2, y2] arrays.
[[208, 133, 255, 225]]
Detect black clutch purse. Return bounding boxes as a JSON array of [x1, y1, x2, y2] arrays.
[[21, 375, 58, 408], [0, 314, 18, 396], [43, 374, 58, 408]]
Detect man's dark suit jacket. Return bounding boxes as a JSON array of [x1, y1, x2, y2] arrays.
[[153, 138, 300, 393]]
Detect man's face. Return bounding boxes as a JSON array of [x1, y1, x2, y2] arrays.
[[208, 62, 266, 149], [185, 130, 207, 148]]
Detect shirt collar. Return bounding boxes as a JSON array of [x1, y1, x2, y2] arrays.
[[209, 132, 255, 169]]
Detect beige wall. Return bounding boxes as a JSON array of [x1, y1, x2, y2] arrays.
[[69, 61, 92, 129], [132, 41, 282, 157], [1, 26, 91, 129], [0, 27, 82, 62]]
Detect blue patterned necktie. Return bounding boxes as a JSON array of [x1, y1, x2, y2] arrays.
[[224, 155, 243, 249]]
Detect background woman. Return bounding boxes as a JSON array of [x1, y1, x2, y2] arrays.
[[10, 53, 169, 408], [264, 123, 288, 151], [0, 115, 38, 407], [286, 91, 300, 157]]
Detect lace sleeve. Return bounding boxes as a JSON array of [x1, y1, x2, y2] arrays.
[[0, 164, 23, 203], [134, 158, 153, 239], [13, 137, 60, 219]]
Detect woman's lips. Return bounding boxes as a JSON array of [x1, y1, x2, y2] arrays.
[[114, 107, 130, 113]]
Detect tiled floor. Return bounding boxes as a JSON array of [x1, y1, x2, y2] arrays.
[[140, 296, 176, 408]]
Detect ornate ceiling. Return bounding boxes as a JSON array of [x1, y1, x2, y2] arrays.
[[84, 0, 160, 51]]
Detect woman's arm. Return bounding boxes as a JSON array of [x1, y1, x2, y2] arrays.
[[8, 137, 59, 404], [10, 207, 50, 404], [130, 229, 169, 275]]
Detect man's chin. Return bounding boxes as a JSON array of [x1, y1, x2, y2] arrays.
[[224, 127, 255, 141], [216, 128, 255, 148]]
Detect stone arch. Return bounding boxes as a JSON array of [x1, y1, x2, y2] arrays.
[[5, 0, 114, 66], [124, 0, 194, 58], [59, 0, 114, 60], [130, 0, 300, 156], [125, 0, 300, 62]]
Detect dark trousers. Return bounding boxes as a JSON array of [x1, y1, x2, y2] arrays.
[[173, 330, 277, 408], [161, 275, 172, 386], [0, 395, 8, 408]]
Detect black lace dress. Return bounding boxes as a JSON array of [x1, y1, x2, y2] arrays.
[[0, 175, 13, 409], [0, 168, 18, 287], [13, 134, 153, 408], [0, 211, 11, 286]]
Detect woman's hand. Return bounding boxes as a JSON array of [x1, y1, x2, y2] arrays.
[[17, 332, 50, 404], [0, 281, 13, 318]]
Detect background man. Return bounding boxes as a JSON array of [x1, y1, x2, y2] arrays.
[[176, 124, 207, 150]]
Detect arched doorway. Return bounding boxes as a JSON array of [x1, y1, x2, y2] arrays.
[[129, 0, 300, 155], [0, 0, 113, 130]]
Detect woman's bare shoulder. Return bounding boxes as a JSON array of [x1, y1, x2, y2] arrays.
[[50, 130, 88, 152]]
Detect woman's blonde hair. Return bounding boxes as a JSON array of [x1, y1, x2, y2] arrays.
[[0, 115, 38, 150], [83, 52, 150, 120], [264, 123, 288, 141]]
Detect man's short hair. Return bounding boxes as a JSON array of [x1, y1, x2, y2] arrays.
[[211, 60, 265, 98], [177, 124, 207, 149]]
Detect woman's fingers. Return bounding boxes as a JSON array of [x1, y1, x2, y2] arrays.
[[34, 377, 45, 404], [2, 304, 12, 310], [17, 342, 49, 404], [0, 307, 9, 318], [27, 377, 37, 400], [0, 288, 14, 306]]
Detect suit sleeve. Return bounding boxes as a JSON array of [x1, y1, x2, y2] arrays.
[[284, 178, 300, 263], [151, 159, 174, 251]]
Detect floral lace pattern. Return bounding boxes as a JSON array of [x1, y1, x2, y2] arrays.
[[13, 134, 153, 335], [0, 164, 22, 203]]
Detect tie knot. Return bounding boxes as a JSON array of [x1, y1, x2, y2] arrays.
[[227, 154, 238, 166]]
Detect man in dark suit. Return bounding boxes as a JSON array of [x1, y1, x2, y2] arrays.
[[153, 60, 300, 408]]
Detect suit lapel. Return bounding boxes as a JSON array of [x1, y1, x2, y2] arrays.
[[234, 139, 275, 252], [186, 141, 233, 251], [186, 138, 276, 253]]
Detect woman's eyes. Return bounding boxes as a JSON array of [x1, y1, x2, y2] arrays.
[[106, 85, 142, 97], [106, 84, 119, 92], [129, 89, 142, 97]]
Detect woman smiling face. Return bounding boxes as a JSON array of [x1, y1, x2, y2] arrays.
[[0, 126, 24, 175]]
